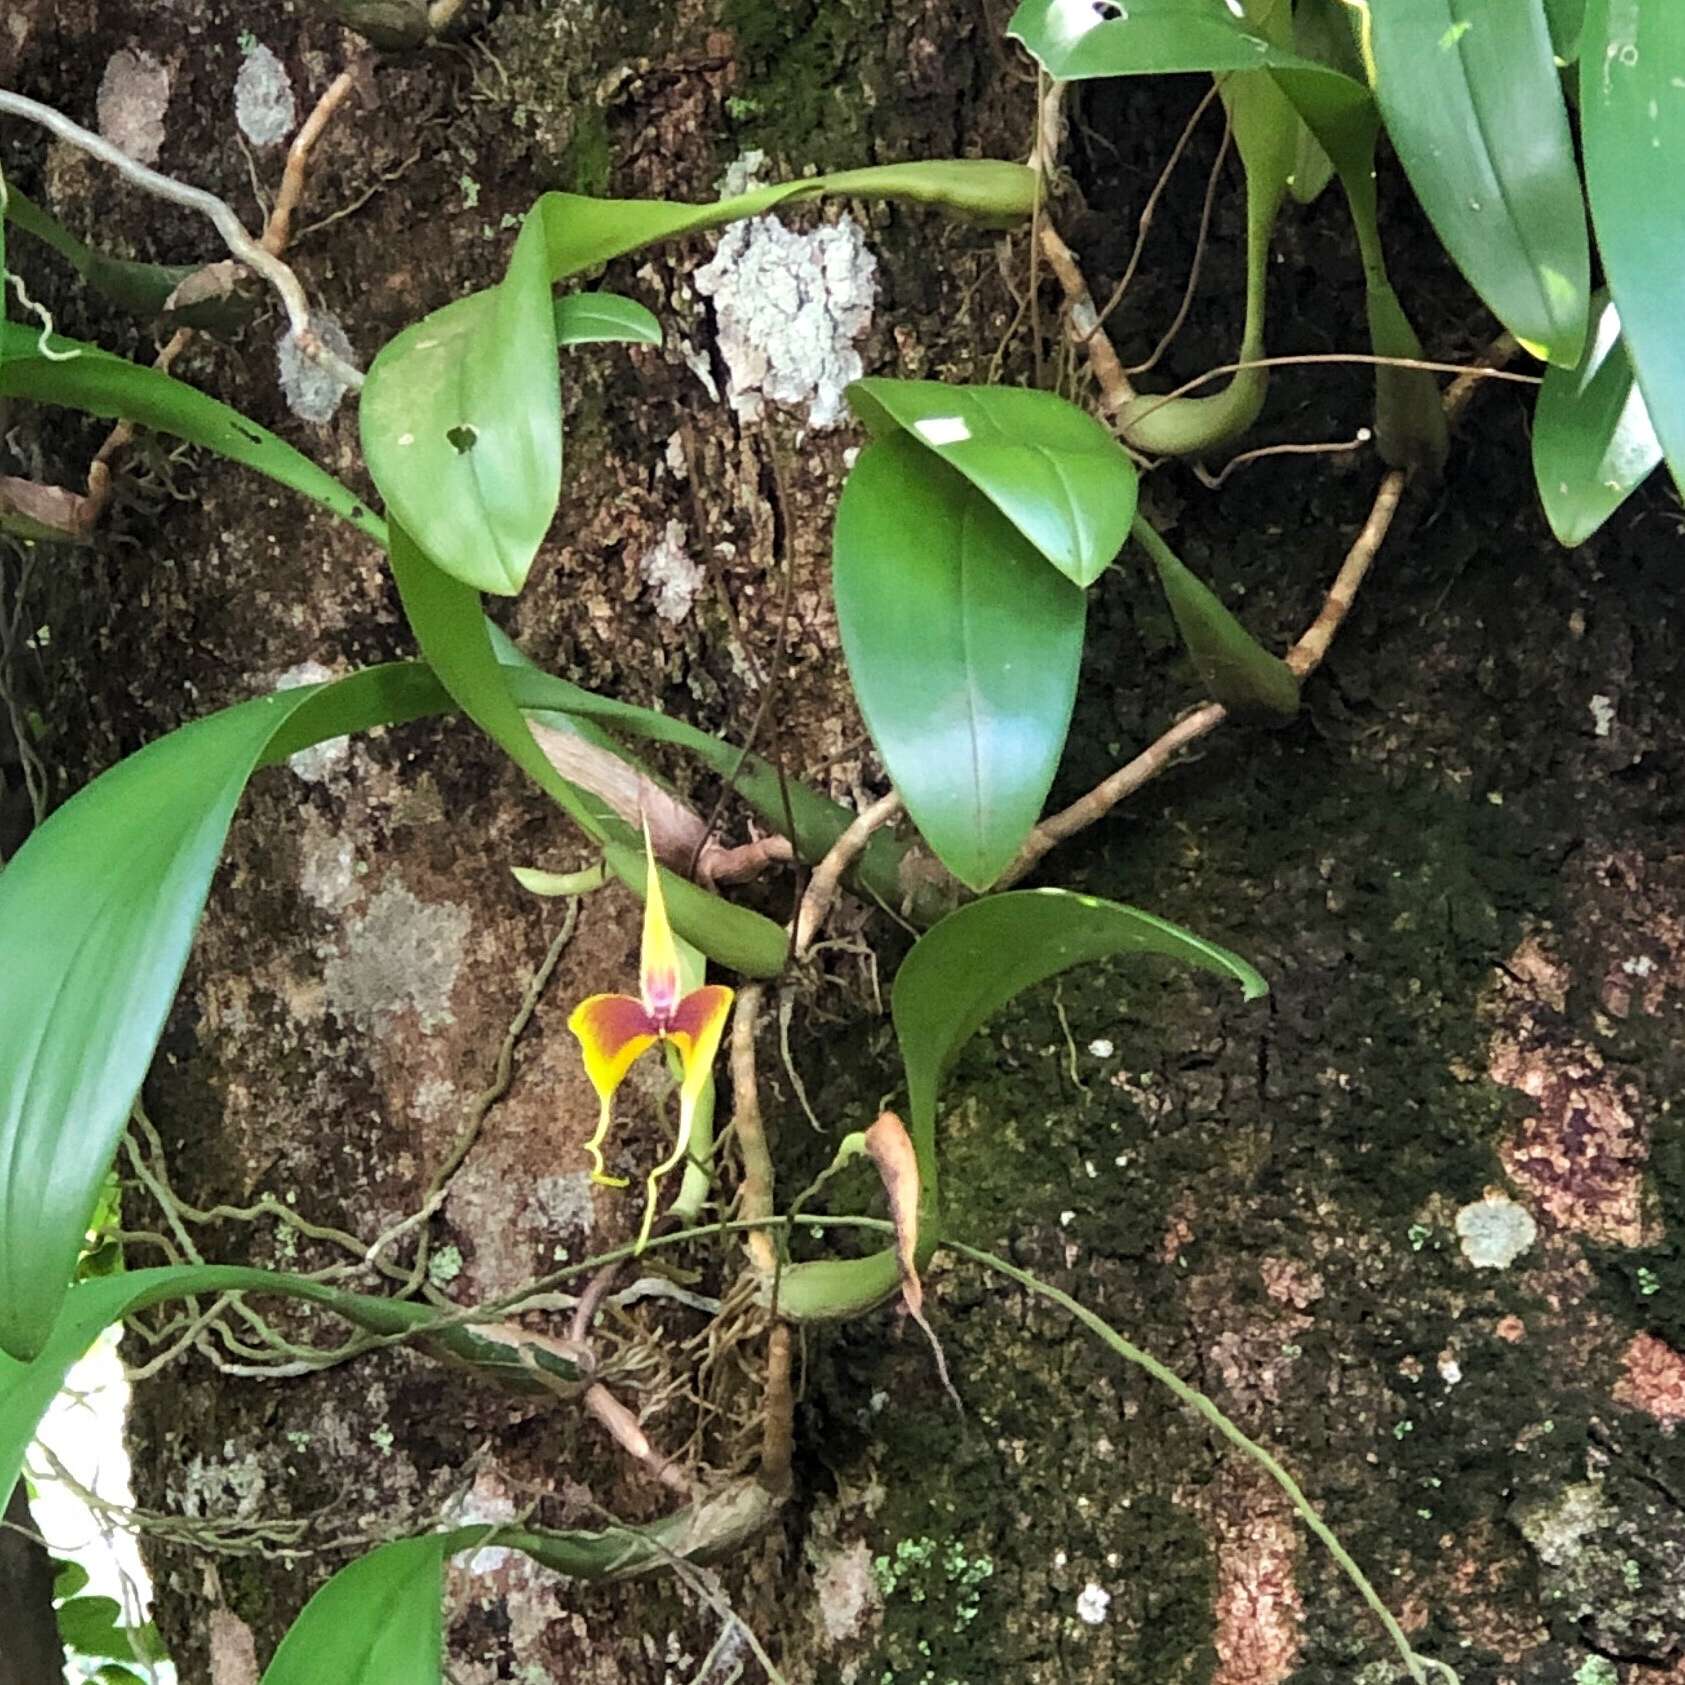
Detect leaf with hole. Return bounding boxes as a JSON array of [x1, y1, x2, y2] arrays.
[[1532, 293, 1661, 546], [552, 290, 663, 346], [846, 379, 1137, 587], [1582, 0, 1685, 506], [362, 205, 560, 596], [1006, 0, 1446, 469], [1369, 0, 1589, 366], [833, 434, 1087, 892], [1007, 0, 1377, 175], [0, 322, 385, 544]]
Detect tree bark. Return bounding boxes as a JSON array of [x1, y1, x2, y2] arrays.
[[4, 3, 1684, 1684]]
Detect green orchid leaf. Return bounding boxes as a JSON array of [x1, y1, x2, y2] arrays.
[[0, 323, 386, 545], [1288, 0, 1361, 203], [536, 159, 1037, 282], [1582, 0, 1685, 506], [833, 434, 1086, 892], [362, 207, 561, 596], [1132, 516, 1299, 718], [1369, 0, 1589, 367], [490, 632, 935, 920], [1543, 0, 1587, 60], [1007, 0, 1377, 174], [261, 1537, 445, 1685], [1532, 292, 1662, 546], [3, 184, 254, 332], [1006, 0, 1452, 471], [389, 523, 788, 976], [552, 290, 663, 346], [0, 664, 457, 1360], [846, 378, 1137, 588], [361, 159, 1036, 595], [893, 888, 1267, 1181]]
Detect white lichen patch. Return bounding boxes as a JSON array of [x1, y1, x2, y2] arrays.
[[277, 312, 359, 424], [1076, 1582, 1111, 1625], [1589, 693, 1616, 737], [809, 1537, 880, 1644], [298, 826, 356, 911], [322, 880, 470, 1030], [273, 661, 352, 782], [97, 50, 171, 165], [527, 1173, 594, 1242], [234, 41, 295, 145], [1454, 1192, 1538, 1269], [447, 1469, 519, 1575], [639, 518, 706, 622], [694, 212, 878, 428]]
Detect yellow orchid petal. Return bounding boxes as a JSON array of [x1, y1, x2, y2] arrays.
[[633, 984, 734, 1253], [568, 993, 660, 1098], [583, 1097, 629, 1190], [568, 993, 657, 1186], [666, 984, 735, 1104], [638, 824, 684, 1021]]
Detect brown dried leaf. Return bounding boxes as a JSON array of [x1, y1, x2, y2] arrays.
[[0, 475, 93, 543], [864, 1110, 960, 1411]]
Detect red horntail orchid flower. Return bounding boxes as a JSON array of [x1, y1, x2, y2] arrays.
[[567, 837, 734, 1251]]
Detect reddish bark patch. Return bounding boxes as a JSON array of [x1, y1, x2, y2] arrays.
[[1613, 1332, 1685, 1431], [1208, 1463, 1303, 1685], [1486, 937, 1655, 1248]]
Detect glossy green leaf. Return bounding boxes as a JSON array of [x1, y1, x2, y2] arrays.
[[834, 435, 1086, 892], [893, 888, 1267, 1177], [492, 633, 937, 921], [362, 208, 561, 597], [0, 665, 453, 1360], [1132, 516, 1299, 718], [389, 523, 789, 976], [536, 159, 1038, 282], [552, 290, 663, 346], [361, 161, 1037, 597], [1006, 0, 1446, 464], [1369, 0, 1589, 367], [1582, 0, 1685, 506], [262, 1537, 444, 1685], [1007, 0, 1377, 173], [0, 323, 386, 545], [1288, 0, 1360, 202], [1543, 0, 1587, 60], [846, 379, 1137, 587], [1532, 292, 1661, 545]]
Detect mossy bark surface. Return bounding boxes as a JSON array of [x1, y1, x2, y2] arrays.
[[3, 4, 1683, 1684]]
